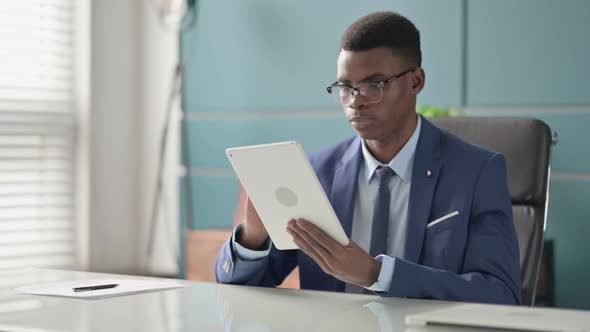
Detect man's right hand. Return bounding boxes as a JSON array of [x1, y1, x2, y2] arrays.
[[237, 197, 269, 250]]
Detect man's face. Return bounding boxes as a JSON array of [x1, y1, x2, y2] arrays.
[[336, 47, 423, 143]]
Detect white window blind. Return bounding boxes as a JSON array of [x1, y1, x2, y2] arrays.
[[0, 1, 77, 271]]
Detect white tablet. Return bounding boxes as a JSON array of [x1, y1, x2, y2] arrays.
[[226, 141, 349, 250]]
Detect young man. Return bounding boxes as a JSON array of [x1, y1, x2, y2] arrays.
[[216, 11, 522, 304]]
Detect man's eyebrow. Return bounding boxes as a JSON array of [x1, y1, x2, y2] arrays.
[[336, 72, 388, 84]]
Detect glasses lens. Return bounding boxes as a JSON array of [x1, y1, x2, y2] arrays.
[[327, 84, 383, 105], [359, 83, 383, 103], [329, 86, 352, 105]]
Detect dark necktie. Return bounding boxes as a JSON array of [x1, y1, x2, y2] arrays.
[[369, 166, 395, 257]]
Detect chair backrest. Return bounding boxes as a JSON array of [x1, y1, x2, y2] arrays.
[[430, 116, 553, 306]]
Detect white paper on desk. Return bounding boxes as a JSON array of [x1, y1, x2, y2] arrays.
[[14, 278, 186, 299]]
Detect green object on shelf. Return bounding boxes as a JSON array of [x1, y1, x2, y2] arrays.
[[416, 105, 460, 118]]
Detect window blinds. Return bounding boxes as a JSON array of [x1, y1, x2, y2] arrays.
[[0, 1, 77, 271]]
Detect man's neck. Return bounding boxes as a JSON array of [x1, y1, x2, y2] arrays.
[[364, 114, 418, 164]]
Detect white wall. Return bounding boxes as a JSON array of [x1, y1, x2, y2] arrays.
[[137, 1, 181, 276], [89, 0, 178, 275]]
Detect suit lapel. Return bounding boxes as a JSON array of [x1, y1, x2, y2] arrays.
[[404, 116, 442, 263], [330, 136, 362, 239], [328, 137, 362, 292]]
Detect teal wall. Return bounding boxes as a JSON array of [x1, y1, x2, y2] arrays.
[[466, 0, 590, 105], [462, 0, 590, 310], [181, 0, 463, 111], [180, 0, 590, 309]]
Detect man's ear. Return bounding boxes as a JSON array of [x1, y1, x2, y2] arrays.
[[411, 68, 425, 94]]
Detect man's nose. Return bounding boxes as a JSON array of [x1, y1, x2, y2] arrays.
[[347, 91, 367, 110]]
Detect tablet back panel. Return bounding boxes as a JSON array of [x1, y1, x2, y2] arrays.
[[226, 141, 348, 250]]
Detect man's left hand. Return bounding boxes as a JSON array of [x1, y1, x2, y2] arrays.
[[287, 218, 381, 288]]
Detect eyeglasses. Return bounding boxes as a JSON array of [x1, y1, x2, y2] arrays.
[[326, 67, 417, 106]]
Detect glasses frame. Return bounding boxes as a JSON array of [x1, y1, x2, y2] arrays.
[[326, 67, 417, 105]]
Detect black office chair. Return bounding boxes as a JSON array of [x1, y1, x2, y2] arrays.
[[430, 116, 555, 306]]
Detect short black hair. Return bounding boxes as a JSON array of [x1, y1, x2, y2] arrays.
[[340, 11, 422, 66]]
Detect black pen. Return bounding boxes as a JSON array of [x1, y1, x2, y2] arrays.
[[73, 283, 119, 292]]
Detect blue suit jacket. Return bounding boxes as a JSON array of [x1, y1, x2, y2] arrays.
[[216, 116, 522, 305]]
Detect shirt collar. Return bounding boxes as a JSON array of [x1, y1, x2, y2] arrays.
[[361, 114, 421, 183]]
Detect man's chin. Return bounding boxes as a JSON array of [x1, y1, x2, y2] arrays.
[[354, 130, 379, 141], [351, 122, 377, 138]]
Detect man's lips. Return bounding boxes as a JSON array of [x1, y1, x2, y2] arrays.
[[349, 115, 375, 122], [348, 115, 375, 129]]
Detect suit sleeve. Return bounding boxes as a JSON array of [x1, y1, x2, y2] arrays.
[[384, 154, 522, 304], [215, 224, 299, 287]]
